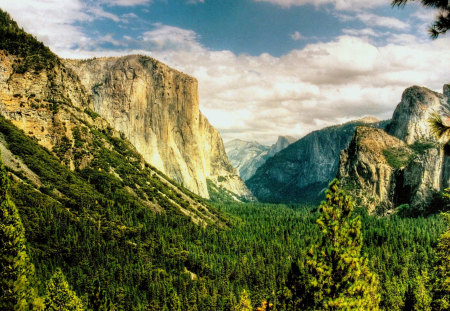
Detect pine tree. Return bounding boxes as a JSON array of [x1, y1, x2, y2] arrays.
[[431, 212, 450, 310], [392, 0, 449, 38], [302, 179, 380, 310], [44, 268, 84, 311], [413, 271, 432, 311], [0, 153, 41, 310], [234, 289, 252, 311]]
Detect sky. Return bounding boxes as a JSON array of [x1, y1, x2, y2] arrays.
[[0, 0, 449, 145]]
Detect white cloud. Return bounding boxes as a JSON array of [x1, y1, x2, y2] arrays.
[[342, 28, 381, 37], [104, 0, 152, 6], [141, 23, 203, 52], [253, 0, 387, 11], [291, 31, 303, 40], [145, 34, 450, 144], [355, 12, 409, 30], [187, 0, 205, 4], [1, 1, 449, 145], [0, 0, 93, 51]]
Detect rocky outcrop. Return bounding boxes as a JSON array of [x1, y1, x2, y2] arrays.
[[65, 56, 252, 199], [246, 117, 383, 203], [267, 136, 297, 158], [338, 126, 411, 213], [387, 86, 444, 144], [225, 135, 296, 181], [339, 85, 448, 214]]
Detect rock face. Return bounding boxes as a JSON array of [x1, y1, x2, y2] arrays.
[[246, 118, 383, 203], [0, 12, 229, 224], [339, 85, 449, 214], [225, 139, 270, 181], [338, 126, 411, 213], [267, 136, 297, 158], [387, 86, 444, 143], [65, 56, 252, 199], [224, 136, 296, 181]]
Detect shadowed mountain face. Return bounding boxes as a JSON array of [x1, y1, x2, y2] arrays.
[[225, 136, 296, 181], [246, 118, 385, 203]]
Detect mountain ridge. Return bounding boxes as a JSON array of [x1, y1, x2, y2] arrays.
[[246, 117, 386, 203], [225, 135, 296, 181]]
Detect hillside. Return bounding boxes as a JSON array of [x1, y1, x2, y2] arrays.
[[246, 118, 386, 203]]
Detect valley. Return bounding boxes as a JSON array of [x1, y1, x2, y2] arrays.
[[0, 4, 449, 311]]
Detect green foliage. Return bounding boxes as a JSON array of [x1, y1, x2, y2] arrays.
[[392, 0, 449, 38], [0, 9, 58, 74], [301, 180, 380, 310], [431, 212, 450, 310], [383, 146, 413, 169], [0, 114, 447, 310], [207, 179, 249, 203], [84, 108, 100, 120], [234, 289, 252, 311], [409, 140, 437, 154], [384, 139, 438, 170], [45, 268, 84, 311], [0, 153, 41, 310]]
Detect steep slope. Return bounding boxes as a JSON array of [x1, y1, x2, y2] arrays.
[[339, 85, 448, 214], [246, 117, 383, 203], [337, 126, 411, 213], [0, 9, 222, 225], [225, 139, 270, 181], [225, 135, 296, 181], [267, 135, 297, 157], [65, 56, 253, 200]]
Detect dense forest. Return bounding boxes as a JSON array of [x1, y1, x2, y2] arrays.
[[0, 116, 448, 309]]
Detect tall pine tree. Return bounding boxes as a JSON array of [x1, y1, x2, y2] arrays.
[[45, 268, 84, 311], [0, 153, 41, 310], [302, 179, 380, 310]]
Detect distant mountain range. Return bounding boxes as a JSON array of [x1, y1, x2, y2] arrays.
[[246, 117, 388, 203], [225, 136, 296, 181]]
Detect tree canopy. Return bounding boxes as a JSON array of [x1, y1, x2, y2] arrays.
[[392, 0, 449, 38]]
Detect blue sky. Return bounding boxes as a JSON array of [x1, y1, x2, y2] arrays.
[[1, 0, 449, 144]]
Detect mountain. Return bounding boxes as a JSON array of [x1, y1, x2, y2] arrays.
[[224, 135, 296, 181], [225, 139, 269, 181], [0, 9, 223, 224], [246, 117, 385, 203], [267, 135, 297, 157], [339, 85, 449, 214], [65, 56, 253, 200]]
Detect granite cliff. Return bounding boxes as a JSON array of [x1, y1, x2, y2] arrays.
[[0, 11, 232, 224], [225, 135, 296, 181], [246, 117, 384, 203], [65, 56, 253, 200], [338, 85, 449, 214]]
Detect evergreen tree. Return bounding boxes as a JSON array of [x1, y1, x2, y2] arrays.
[[0, 154, 41, 310], [392, 0, 449, 38], [413, 271, 432, 311], [234, 289, 252, 311], [302, 179, 380, 310], [44, 268, 84, 311], [431, 213, 450, 310]]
